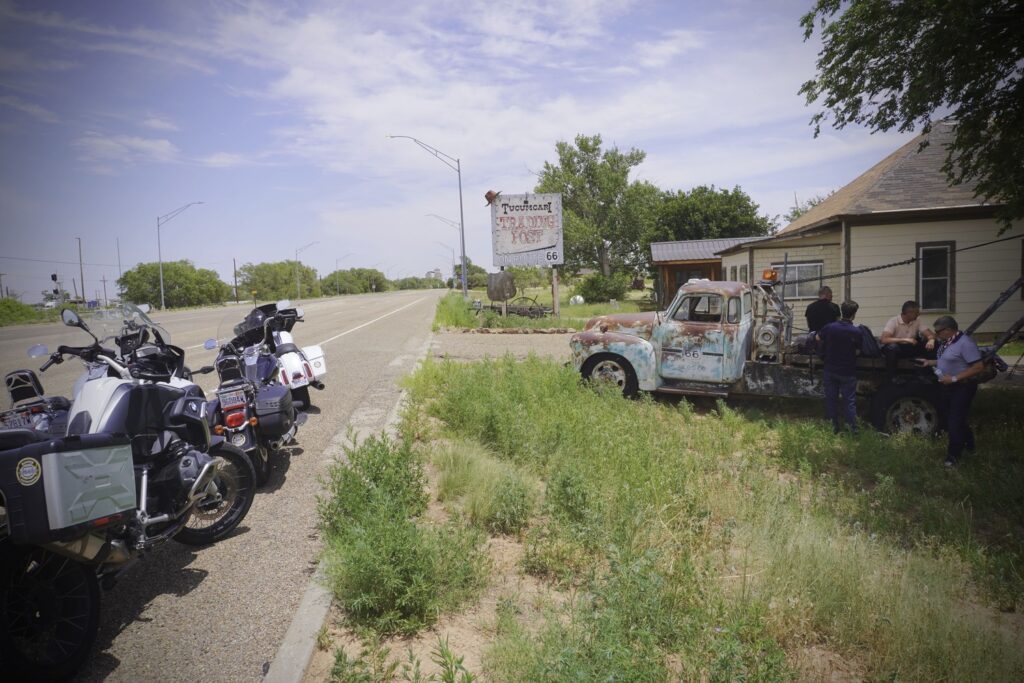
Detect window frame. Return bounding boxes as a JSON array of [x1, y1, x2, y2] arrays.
[[770, 260, 824, 300], [672, 293, 723, 324], [739, 264, 748, 283], [915, 241, 956, 312]]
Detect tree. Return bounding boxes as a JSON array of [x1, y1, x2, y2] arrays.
[[800, 0, 1024, 230], [658, 185, 775, 243], [535, 134, 655, 276], [238, 261, 319, 301], [783, 191, 834, 225], [451, 258, 487, 290], [118, 261, 230, 308]]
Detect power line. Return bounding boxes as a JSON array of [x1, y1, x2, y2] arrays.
[[0, 255, 120, 267]]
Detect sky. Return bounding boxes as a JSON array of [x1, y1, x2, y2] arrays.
[[0, 0, 915, 303]]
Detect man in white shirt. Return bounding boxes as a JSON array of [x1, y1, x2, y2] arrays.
[[880, 300, 936, 372]]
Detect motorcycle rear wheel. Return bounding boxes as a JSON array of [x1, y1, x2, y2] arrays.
[[0, 544, 101, 682], [175, 443, 256, 546]]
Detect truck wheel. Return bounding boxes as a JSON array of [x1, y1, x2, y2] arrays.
[[869, 381, 946, 436], [581, 353, 639, 398]]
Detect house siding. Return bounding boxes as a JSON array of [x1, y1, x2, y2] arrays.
[[850, 219, 1023, 335], [748, 232, 843, 301], [721, 252, 748, 283]]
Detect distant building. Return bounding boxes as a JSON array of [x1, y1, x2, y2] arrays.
[[650, 237, 766, 307], [426, 268, 443, 280]]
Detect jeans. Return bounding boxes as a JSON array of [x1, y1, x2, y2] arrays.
[[824, 371, 858, 433], [882, 339, 934, 372], [944, 382, 978, 462]]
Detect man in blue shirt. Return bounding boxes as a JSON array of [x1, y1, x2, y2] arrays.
[[817, 300, 863, 434], [917, 316, 985, 466]]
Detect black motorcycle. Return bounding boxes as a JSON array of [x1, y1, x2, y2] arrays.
[[0, 306, 256, 681], [204, 306, 305, 486]]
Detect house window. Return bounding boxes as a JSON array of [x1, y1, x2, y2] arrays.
[[771, 261, 823, 299], [739, 265, 748, 283], [916, 241, 955, 311], [729, 266, 737, 281]]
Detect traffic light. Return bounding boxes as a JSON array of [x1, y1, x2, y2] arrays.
[[53, 288, 59, 295], [51, 273, 58, 282]]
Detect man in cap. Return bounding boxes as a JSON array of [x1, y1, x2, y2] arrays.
[[916, 316, 985, 466]]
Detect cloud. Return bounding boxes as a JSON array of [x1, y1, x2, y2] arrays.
[[0, 46, 75, 72], [634, 29, 705, 68], [0, 95, 58, 123], [73, 131, 180, 167], [143, 115, 179, 131], [199, 152, 250, 168]]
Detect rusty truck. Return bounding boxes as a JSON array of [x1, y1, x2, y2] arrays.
[[570, 272, 1020, 435]]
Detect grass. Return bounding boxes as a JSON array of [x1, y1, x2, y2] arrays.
[[317, 433, 490, 635], [0, 299, 62, 326], [400, 355, 1024, 682], [433, 288, 650, 331]]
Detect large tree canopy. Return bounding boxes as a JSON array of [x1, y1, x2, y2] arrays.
[[118, 261, 230, 308], [535, 134, 656, 276], [238, 261, 319, 300], [658, 185, 775, 243], [800, 0, 1024, 229]]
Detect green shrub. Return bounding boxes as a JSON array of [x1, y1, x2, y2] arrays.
[[0, 298, 49, 326], [574, 272, 630, 303]]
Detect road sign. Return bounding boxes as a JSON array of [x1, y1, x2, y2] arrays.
[[491, 193, 563, 267]]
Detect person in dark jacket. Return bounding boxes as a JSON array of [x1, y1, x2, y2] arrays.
[[805, 286, 840, 333], [817, 300, 862, 434]]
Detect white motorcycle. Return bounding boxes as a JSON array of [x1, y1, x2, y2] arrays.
[[221, 300, 326, 409]]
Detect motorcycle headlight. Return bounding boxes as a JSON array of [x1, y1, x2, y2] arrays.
[[230, 432, 248, 448]]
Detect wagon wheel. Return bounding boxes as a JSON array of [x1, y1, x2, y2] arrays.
[[508, 296, 544, 318]]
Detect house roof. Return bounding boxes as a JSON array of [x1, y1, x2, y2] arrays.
[[779, 121, 989, 236], [650, 237, 766, 263]]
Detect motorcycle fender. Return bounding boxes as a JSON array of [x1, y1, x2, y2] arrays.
[[278, 352, 308, 388], [301, 345, 326, 379]]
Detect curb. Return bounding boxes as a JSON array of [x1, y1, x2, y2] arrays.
[[262, 333, 433, 683]]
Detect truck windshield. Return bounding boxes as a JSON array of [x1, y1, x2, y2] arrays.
[[673, 295, 722, 323]]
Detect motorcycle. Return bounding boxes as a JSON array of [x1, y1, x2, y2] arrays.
[[1, 367, 70, 437], [235, 301, 326, 409], [204, 308, 304, 486], [0, 305, 256, 681]]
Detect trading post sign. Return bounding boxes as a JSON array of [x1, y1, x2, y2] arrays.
[[491, 193, 563, 267]]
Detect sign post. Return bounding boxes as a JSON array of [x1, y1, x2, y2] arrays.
[[490, 192, 563, 315]]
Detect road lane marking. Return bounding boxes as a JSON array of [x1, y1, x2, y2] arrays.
[[317, 298, 426, 346]]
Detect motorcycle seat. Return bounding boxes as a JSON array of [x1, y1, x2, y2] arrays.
[[274, 343, 299, 357], [0, 428, 48, 452]]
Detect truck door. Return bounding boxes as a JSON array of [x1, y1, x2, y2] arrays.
[[653, 293, 725, 382], [721, 293, 754, 382]]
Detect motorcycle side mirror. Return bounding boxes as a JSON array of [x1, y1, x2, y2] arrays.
[[61, 308, 83, 327], [27, 343, 49, 358], [276, 299, 291, 310], [294, 306, 304, 318], [137, 303, 152, 313], [203, 338, 218, 350]]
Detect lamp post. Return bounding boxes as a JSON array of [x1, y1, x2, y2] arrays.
[[157, 201, 203, 310], [435, 241, 455, 288], [388, 135, 468, 297], [295, 241, 318, 300]]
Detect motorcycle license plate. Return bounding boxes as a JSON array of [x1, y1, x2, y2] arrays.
[[0, 411, 31, 429], [218, 388, 247, 410]]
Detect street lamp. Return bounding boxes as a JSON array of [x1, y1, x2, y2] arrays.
[[295, 241, 318, 299], [157, 201, 203, 310], [387, 135, 468, 297]]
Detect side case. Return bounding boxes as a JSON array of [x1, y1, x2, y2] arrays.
[[254, 384, 295, 437], [302, 344, 327, 379]]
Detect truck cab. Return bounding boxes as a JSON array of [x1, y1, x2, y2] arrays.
[[570, 280, 755, 397]]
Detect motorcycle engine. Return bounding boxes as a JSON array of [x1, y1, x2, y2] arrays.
[[149, 448, 216, 510], [175, 449, 215, 499]]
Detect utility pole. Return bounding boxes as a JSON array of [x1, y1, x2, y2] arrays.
[[116, 237, 122, 279], [76, 237, 85, 304], [233, 258, 239, 303], [100, 275, 108, 307], [72, 278, 79, 301], [0, 273, 5, 299]]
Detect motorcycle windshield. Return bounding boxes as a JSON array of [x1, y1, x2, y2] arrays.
[[87, 303, 172, 346], [217, 308, 268, 350]]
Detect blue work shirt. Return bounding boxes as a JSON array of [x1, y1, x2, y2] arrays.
[[817, 319, 862, 377], [937, 331, 982, 378]]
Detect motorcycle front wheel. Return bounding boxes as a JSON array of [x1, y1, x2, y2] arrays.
[[0, 544, 101, 682], [175, 443, 256, 546]]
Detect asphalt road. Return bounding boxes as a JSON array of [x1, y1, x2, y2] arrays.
[[1, 290, 446, 681]]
